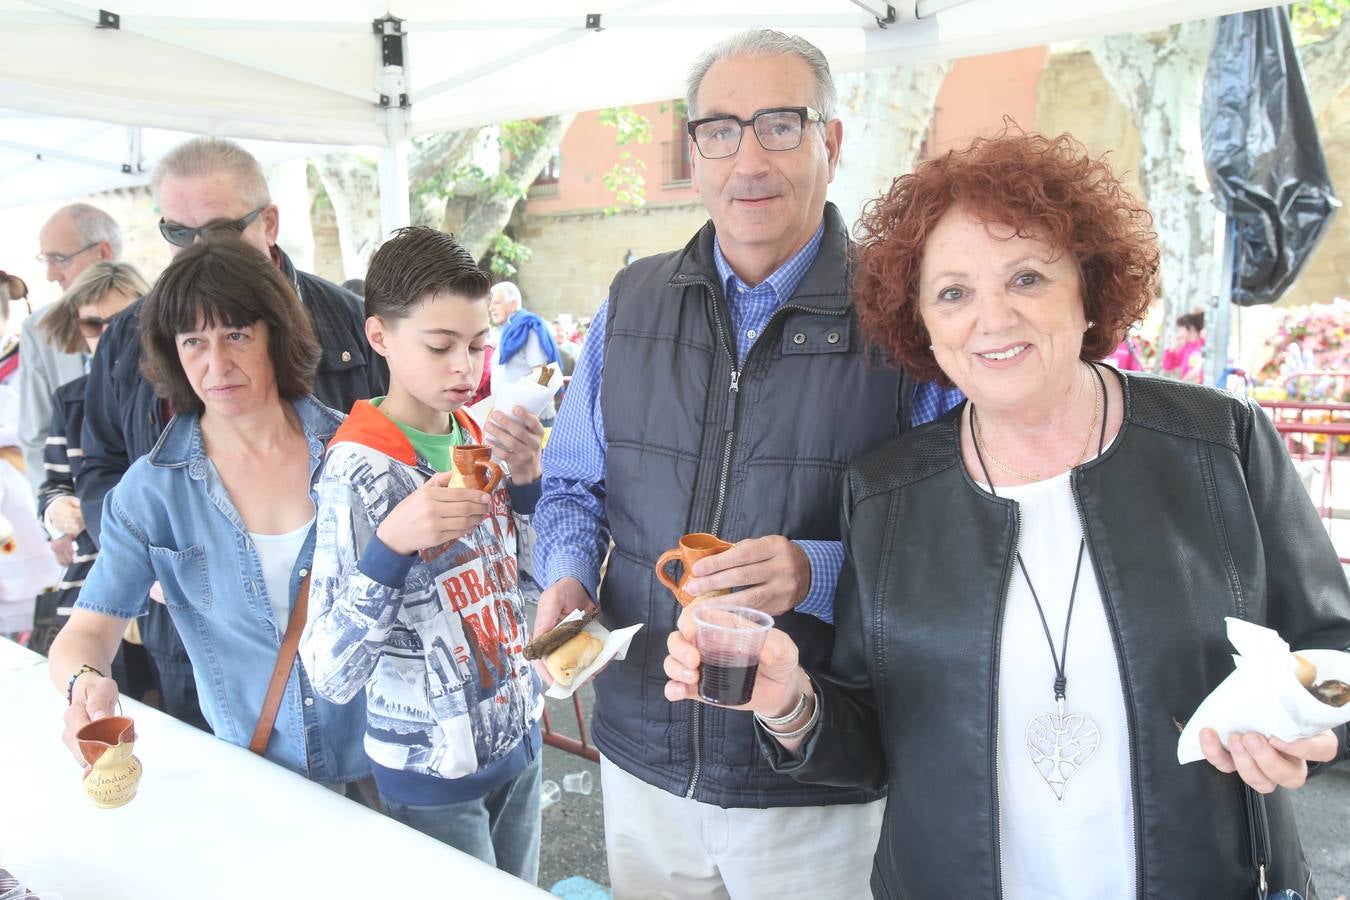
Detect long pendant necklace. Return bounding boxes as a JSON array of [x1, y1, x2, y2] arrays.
[[970, 363, 1109, 806]]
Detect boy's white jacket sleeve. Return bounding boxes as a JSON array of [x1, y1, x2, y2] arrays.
[[300, 449, 411, 705]]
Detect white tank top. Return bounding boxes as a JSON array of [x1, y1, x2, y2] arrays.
[[249, 518, 314, 630]]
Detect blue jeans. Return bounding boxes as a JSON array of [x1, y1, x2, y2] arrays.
[[381, 757, 542, 884]]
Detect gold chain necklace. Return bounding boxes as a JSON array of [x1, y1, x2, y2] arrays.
[[971, 368, 1102, 482]]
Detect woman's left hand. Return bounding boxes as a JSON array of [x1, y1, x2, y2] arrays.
[[484, 406, 544, 485], [1199, 727, 1340, 793]]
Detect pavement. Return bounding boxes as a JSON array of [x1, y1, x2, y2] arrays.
[[1293, 765, 1350, 898], [538, 686, 607, 892]]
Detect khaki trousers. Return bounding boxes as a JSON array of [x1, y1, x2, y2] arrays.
[[601, 755, 884, 900]]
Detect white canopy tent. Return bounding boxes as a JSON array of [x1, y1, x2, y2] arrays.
[[1, 0, 1274, 232]]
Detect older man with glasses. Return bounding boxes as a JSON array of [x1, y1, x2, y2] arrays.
[[19, 204, 122, 507], [532, 29, 963, 899], [77, 136, 389, 731]]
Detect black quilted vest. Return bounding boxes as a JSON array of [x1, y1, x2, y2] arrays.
[[592, 203, 912, 807]]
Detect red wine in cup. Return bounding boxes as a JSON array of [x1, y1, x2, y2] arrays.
[[700, 655, 758, 706]]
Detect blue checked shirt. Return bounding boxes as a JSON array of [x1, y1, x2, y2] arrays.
[[535, 223, 963, 624]]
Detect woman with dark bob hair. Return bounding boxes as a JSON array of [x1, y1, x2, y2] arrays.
[[665, 132, 1350, 898], [49, 236, 368, 790]]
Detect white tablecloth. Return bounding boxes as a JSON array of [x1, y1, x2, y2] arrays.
[[0, 645, 550, 899], [0, 635, 43, 675]]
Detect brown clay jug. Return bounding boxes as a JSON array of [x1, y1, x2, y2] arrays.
[[450, 444, 504, 492], [77, 715, 142, 808], [655, 532, 733, 606]]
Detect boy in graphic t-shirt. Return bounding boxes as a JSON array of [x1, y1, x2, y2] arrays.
[[300, 227, 546, 880]]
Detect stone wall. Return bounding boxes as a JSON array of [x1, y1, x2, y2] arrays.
[[513, 200, 708, 322]]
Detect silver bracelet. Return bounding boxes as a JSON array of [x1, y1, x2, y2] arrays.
[[756, 690, 808, 727], [760, 691, 820, 741]]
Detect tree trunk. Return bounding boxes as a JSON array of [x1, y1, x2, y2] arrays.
[[312, 153, 382, 281], [410, 128, 485, 228], [450, 114, 573, 260], [1090, 21, 1217, 368], [314, 131, 496, 278], [1301, 17, 1350, 114], [830, 62, 951, 230]]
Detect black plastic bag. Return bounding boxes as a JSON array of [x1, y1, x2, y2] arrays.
[[1202, 8, 1340, 306]]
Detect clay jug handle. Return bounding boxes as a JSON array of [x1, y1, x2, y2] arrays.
[[655, 548, 684, 594], [476, 459, 504, 493]]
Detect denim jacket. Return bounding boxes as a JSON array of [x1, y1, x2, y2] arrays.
[[76, 396, 368, 782]]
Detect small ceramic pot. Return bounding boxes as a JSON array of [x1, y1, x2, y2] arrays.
[[77, 715, 142, 809]]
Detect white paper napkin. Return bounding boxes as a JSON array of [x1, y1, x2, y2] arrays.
[[544, 609, 643, 700], [468, 365, 564, 432], [1177, 617, 1350, 764]]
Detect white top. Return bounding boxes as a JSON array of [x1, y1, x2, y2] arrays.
[[990, 470, 1136, 900], [0, 457, 60, 631], [248, 518, 313, 629]]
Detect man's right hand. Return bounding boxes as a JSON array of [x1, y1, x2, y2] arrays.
[[62, 674, 120, 768], [376, 471, 491, 555], [50, 496, 85, 538], [532, 577, 597, 684]]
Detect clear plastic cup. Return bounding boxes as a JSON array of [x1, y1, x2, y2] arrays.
[[540, 778, 562, 810], [563, 770, 593, 795], [692, 604, 773, 706]]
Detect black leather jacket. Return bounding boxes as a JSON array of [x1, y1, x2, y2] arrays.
[[764, 371, 1350, 899]]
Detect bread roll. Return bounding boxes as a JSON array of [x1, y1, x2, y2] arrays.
[[1293, 653, 1318, 688], [546, 632, 603, 686]]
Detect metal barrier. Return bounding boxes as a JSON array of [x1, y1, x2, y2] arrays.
[[541, 690, 600, 763]]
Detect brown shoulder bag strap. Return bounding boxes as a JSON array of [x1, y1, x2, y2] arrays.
[[249, 573, 312, 756]]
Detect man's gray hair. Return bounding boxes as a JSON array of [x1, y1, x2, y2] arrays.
[[60, 203, 123, 259], [151, 137, 271, 209], [492, 281, 522, 305], [685, 30, 837, 121]]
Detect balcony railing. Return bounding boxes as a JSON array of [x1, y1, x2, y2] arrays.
[[661, 139, 692, 187]]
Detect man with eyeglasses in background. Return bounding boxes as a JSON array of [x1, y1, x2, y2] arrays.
[[21, 204, 122, 513], [79, 136, 388, 730], [532, 30, 962, 898]]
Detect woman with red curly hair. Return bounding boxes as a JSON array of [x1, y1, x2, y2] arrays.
[[664, 132, 1350, 897]]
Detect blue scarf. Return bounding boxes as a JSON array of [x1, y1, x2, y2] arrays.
[[497, 309, 560, 368]]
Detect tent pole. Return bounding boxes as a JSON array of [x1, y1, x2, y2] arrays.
[[378, 124, 411, 237], [376, 15, 411, 237], [1203, 210, 1234, 388]]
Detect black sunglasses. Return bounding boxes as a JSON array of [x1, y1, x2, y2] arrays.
[[78, 316, 115, 339], [158, 207, 265, 248]]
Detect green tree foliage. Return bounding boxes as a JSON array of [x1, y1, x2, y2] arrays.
[[1291, 0, 1348, 43], [598, 106, 653, 216]]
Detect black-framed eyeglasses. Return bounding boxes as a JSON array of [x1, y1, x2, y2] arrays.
[[35, 242, 100, 267], [158, 207, 265, 248], [77, 315, 116, 339], [687, 107, 826, 160]]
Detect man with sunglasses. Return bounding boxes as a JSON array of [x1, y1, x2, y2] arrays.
[[78, 136, 388, 729], [19, 204, 122, 503], [533, 30, 961, 898]]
